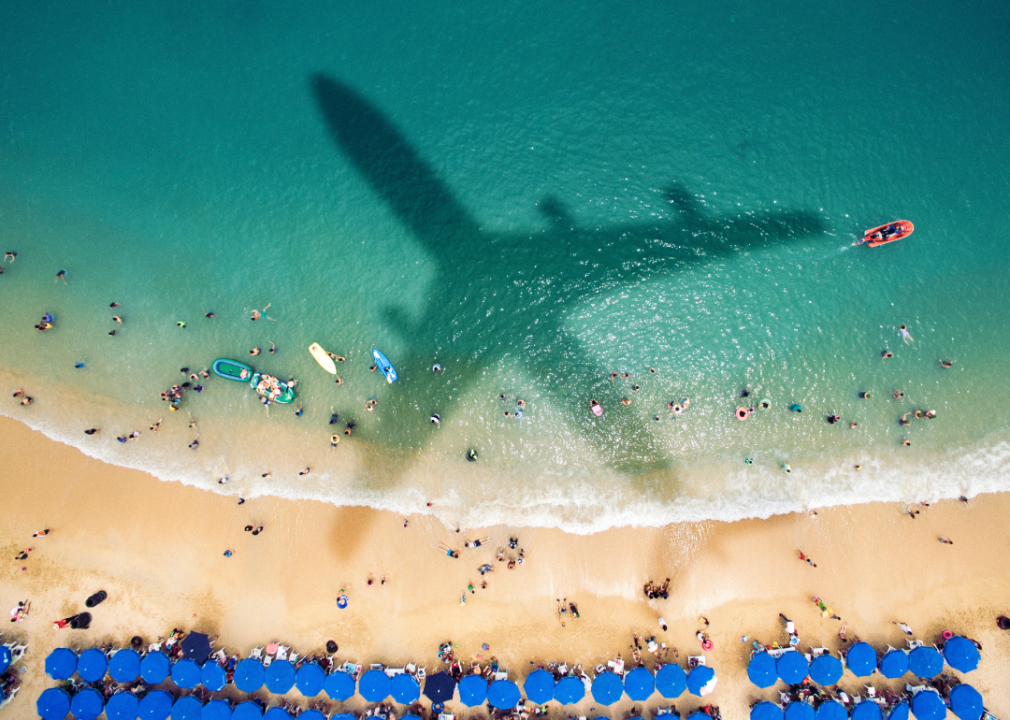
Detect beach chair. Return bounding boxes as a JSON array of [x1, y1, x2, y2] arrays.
[[11, 644, 27, 661], [811, 647, 829, 657], [405, 663, 417, 675], [289, 652, 299, 663], [277, 645, 290, 660], [767, 647, 787, 658], [863, 686, 876, 698], [416, 667, 426, 680], [688, 655, 706, 668], [596, 665, 606, 674], [250, 647, 264, 659], [439, 714, 456, 720], [906, 639, 923, 650], [148, 642, 162, 653], [904, 684, 925, 695], [263, 656, 273, 667], [558, 663, 568, 675], [386, 667, 406, 677], [495, 669, 508, 681], [370, 663, 384, 671]]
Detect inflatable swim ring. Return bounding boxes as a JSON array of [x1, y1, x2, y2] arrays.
[[432, 363, 441, 372], [736, 406, 750, 421], [336, 595, 348, 609], [701, 639, 714, 651], [942, 630, 954, 640], [758, 399, 771, 411]]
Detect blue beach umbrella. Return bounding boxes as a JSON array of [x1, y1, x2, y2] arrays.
[[422, 671, 457, 703], [886, 701, 909, 720], [523, 669, 555, 704], [949, 684, 984, 720], [46, 647, 78, 680], [232, 703, 263, 720], [748, 652, 777, 688], [815, 701, 847, 720], [172, 696, 204, 720], [141, 651, 172, 684], [554, 676, 586, 705], [37, 687, 72, 720], [331, 714, 357, 720], [77, 648, 109, 683], [655, 663, 687, 699], [138, 690, 174, 720], [323, 670, 356, 701], [686, 665, 716, 696], [0, 645, 10, 674], [234, 659, 266, 693], [172, 659, 204, 689], [591, 672, 624, 705], [299, 712, 326, 720], [851, 702, 881, 720], [265, 660, 296, 694], [263, 708, 291, 720], [488, 679, 522, 709], [106, 691, 141, 720], [180, 633, 213, 665], [785, 703, 815, 720], [359, 669, 392, 702], [202, 699, 233, 720], [752, 701, 784, 720], [845, 643, 877, 677], [391, 673, 421, 704], [400, 715, 423, 720], [944, 637, 981, 674], [295, 663, 325, 697], [777, 651, 809, 685], [809, 655, 843, 686], [201, 661, 227, 692], [71, 687, 105, 720], [458, 674, 488, 706], [878, 650, 908, 680], [910, 690, 946, 720], [687, 713, 710, 720], [110, 649, 143, 683], [624, 667, 655, 701], [908, 646, 943, 679]]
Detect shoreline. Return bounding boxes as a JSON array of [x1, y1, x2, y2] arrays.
[[1, 415, 1009, 716]]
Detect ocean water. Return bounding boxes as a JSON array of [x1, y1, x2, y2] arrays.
[[1, 0, 1010, 532]]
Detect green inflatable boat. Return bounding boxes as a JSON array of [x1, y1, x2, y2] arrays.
[[212, 358, 295, 404]]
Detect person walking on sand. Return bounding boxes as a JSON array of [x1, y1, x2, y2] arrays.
[[659, 616, 668, 631]]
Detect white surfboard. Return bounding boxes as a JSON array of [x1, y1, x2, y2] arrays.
[[308, 343, 337, 374]]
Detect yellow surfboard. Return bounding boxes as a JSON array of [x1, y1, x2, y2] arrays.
[[308, 342, 337, 374]]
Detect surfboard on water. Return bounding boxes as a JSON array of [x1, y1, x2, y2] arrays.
[[308, 343, 337, 374], [372, 348, 397, 383]]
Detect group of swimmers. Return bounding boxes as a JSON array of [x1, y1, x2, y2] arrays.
[[34, 313, 54, 332]]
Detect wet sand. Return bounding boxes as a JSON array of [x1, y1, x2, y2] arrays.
[[1, 415, 1009, 716]]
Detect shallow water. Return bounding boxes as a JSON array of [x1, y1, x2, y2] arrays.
[[1, 0, 1009, 532]]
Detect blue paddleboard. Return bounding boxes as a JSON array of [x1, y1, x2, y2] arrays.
[[372, 348, 397, 383]]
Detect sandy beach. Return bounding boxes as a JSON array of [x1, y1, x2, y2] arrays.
[[2, 414, 1009, 717]]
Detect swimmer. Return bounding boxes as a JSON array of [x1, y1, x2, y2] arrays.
[[466, 448, 478, 462], [744, 458, 753, 464], [112, 316, 123, 324], [849, 422, 857, 429], [12, 389, 22, 397], [893, 389, 903, 399], [854, 464, 862, 470], [269, 342, 276, 355], [859, 391, 872, 399], [790, 403, 802, 412], [108, 330, 117, 336], [84, 428, 98, 435], [782, 463, 792, 474], [432, 363, 442, 372], [110, 302, 119, 308], [900, 413, 912, 426], [516, 399, 526, 408], [902, 438, 911, 447], [924, 410, 937, 419], [299, 467, 310, 476], [189, 439, 199, 449], [649, 368, 656, 374], [335, 375, 343, 385], [430, 413, 441, 426], [205, 312, 215, 318], [250, 346, 260, 356], [610, 372, 618, 385], [499, 394, 507, 401], [369, 365, 377, 372], [654, 415, 661, 422], [330, 434, 340, 447], [74, 362, 84, 369], [827, 414, 840, 424], [295, 404, 303, 417], [899, 324, 914, 344], [150, 419, 162, 432], [881, 351, 893, 360], [621, 398, 632, 406], [940, 358, 953, 369], [621, 372, 630, 379], [589, 399, 602, 416], [55, 269, 67, 284], [344, 421, 355, 436], [176, 321, 186, 328], [632, 384, 640, 392], [4, 252, 16, 262], [20, 396, 33, 406], [330, 409, 339, 424], [250, 304, 270, 321], [218, 477, 229, 484]]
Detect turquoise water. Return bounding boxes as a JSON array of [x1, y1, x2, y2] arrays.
[[2, 0, 1010, 531]]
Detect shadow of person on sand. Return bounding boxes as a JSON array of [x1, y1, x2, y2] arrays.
[[309, 73, 828, 469]]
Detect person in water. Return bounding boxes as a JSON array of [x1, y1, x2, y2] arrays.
[[4, 252, 16, 262], [899, 324, 914, 344], [940, 357, 953, 369], [466, 448, 478, 462], [430, 413, 441, 426], [55, 270, 67, 284]]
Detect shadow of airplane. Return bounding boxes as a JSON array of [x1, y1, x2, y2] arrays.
[[310, 73, 827, 468]]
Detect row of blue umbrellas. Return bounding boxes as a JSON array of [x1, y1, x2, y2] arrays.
[[38, 687, 373, 720], [45, 647, 715, 706], [749, 685, 985, 720], [748, 637, 980, 689]]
